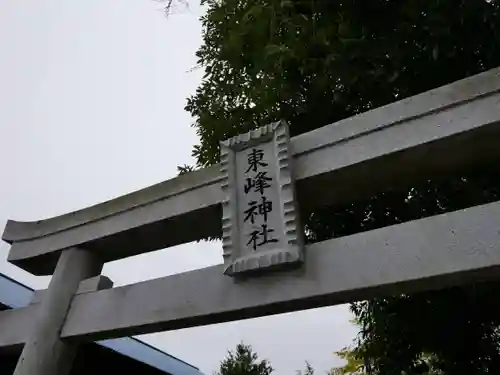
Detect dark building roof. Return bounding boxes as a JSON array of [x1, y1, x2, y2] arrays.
[[0, 273, 204, 375]]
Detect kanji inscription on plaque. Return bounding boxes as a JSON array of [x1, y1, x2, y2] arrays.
[[220, 121, 304, 276]]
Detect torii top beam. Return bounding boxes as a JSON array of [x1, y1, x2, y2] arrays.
[[3, 67, 500, 275]]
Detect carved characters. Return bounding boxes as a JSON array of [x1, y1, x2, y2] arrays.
[[243, 148, 277, 251]]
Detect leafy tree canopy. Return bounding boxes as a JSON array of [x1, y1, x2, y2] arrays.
[[296, 362, 315, 375], [216, 343, 273, 375], [330, 347, 366, 375], [187, 0, 500, 167], [184, 1, 500, 374]]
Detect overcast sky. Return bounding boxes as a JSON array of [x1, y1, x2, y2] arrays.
[[0, 1, 357, 374]]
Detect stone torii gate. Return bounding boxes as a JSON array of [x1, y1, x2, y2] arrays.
[[3, 67, 500, 375]]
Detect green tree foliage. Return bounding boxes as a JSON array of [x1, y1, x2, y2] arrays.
[[187, 0, 500, 167], [297, 362, 315, 375], [330, 319, 443, 375], [330, 347, 365, 375], [216, 343, 273, 375], [185, 0, 500, 374], [331, 347, 442, 375]]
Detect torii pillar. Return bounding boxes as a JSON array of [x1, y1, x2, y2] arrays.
[[13, 247, 102, 375]]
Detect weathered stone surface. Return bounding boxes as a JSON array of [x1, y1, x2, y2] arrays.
[[14, 248, 103, 375], [30, 275, 113, 305], [61, 201, 500, 341], [220, 121, 303, 276], [0, 306, 35, 350]]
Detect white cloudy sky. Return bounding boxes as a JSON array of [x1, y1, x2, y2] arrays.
[[0, 1, 357, 374]]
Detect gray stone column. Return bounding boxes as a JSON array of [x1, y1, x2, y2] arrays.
[[14, 247, 103, 375]]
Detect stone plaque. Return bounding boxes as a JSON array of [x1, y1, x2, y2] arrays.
[[220, 121, 304, 276]]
